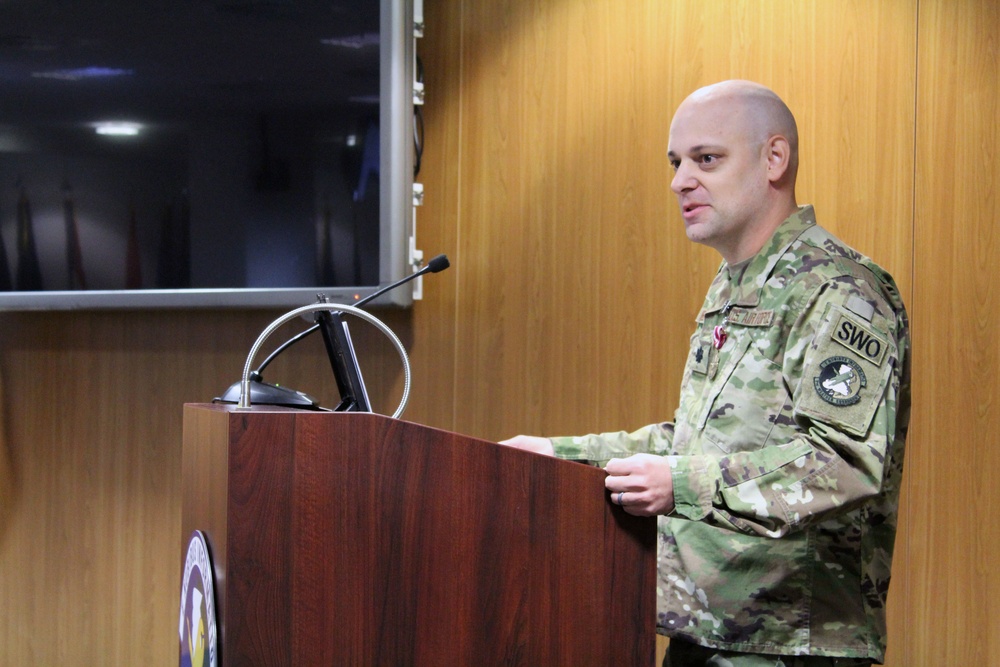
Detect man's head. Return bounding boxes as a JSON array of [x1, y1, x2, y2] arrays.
[[667, 80, 799, 264]]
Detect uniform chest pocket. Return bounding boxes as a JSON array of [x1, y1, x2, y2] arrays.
[[698, 333, 792, 454]]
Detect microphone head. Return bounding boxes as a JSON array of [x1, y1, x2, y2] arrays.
[[427, 254, 450, 273]]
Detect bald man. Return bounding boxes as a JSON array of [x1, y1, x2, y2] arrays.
[[501, 81, 910, 666]]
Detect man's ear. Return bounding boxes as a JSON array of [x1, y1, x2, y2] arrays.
[[764, 135, 792, 184]]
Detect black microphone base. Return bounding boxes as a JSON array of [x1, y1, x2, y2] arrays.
[[213, 379, 322, 410]]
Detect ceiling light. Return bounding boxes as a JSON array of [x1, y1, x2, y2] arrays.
[[93, 121, 142, 136], [33, 67, 134, 81], [321, 32, 379, 49]]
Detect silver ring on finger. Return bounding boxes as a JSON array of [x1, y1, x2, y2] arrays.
[[618, 491, 625, 506]]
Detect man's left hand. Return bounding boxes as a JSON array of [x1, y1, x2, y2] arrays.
[[604, 454, 675, 516]]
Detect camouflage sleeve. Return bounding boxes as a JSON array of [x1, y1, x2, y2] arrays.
[[669, 278, 908, 538], [550, 421, 675, 466]]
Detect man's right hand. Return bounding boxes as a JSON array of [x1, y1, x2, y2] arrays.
[[497, 435, 555, 456]]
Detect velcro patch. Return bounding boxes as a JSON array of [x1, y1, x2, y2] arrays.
[[726, 308, 774, 327], [845, 294, 875, 322], [830, 311, 887, 366], [691, 340, 711, 376], [799, 303, 894, 437], [813, 356, 867, 406]]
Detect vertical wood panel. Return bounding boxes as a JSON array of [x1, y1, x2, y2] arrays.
[[404, 0, 465, 432], [908, 0, 1000, 664]]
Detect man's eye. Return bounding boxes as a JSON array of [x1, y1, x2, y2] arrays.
[[698, 154, 719, 165], [669, 159, 680, 171]]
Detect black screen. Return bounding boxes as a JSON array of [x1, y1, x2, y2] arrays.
[[0, 0, 409, 307]]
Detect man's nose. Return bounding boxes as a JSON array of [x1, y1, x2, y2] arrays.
[[671, 162, 695, 194]]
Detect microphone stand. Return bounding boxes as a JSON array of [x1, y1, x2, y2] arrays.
[[213, 254, 450, 410]]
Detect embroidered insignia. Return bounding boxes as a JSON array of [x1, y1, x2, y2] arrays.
[[831, 311, 887, 366], [726, 308, 774, 327], [813, 356, 867, 406], [691, 341, 711, 375]]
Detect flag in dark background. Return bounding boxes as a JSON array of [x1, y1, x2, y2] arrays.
[[15, 187, 43, 291], [125, 203, 142, 289], [63, 181, 88, 290], [0, 200, 11, 291], [155, 191, 191, 289]]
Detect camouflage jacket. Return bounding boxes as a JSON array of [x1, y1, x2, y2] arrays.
[[550, 206, 911, 660]]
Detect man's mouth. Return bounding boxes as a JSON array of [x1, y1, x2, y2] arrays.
[[682, 202, 709, 218]]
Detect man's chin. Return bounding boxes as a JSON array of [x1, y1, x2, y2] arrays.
[[684, 222, 713, 244], [684, 225, 727, 256]]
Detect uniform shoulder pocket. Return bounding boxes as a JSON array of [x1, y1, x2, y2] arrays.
[[797, 303, 894, 437]]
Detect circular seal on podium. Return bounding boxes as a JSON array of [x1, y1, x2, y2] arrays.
[[179, 530, 218, 667]]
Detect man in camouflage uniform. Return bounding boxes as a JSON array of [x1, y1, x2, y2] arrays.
[[501, 80, 910, 667]]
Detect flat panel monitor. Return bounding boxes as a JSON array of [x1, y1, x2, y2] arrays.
[[0, 0, 417, 309]]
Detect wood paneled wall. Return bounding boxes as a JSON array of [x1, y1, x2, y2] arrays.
[[442, 0, 919, 440], [904, 0, 1000, 662], [0, 0, 996, 664]]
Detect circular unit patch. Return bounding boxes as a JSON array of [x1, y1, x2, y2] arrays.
[[813, 355, 867, 406]]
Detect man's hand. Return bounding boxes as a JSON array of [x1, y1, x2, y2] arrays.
[[497, 435, 555, 456], [604, 453, 675, 516]]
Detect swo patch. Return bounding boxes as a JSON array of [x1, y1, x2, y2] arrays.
[[831, 310, 886, 366]]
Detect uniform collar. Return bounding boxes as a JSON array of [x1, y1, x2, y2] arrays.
[[703, 205, 816, 315]]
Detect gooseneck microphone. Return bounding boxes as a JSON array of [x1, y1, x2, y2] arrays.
[[213, 254, 451, 410], [251, 254, 449, 377], [355, 253, 450, 308]]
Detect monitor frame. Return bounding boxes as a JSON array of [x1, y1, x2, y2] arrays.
[[0, 0, 417, 311]]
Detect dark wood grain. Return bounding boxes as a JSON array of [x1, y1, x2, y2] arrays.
[[181, 404, 656, 665]]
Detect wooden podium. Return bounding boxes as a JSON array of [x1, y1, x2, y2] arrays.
[[181, 403, 656, 666]]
